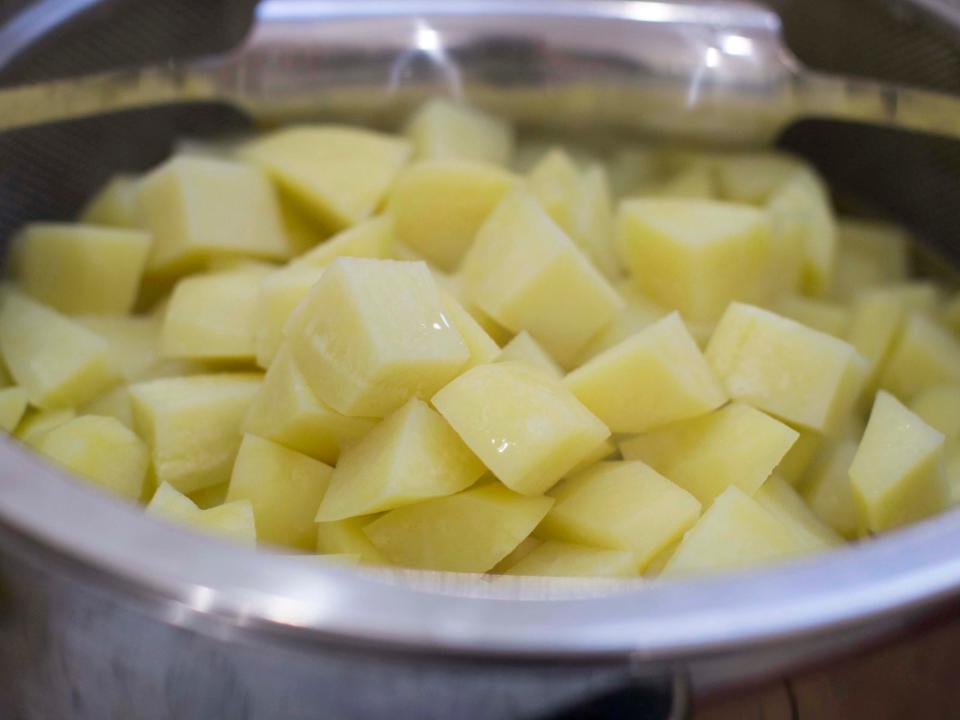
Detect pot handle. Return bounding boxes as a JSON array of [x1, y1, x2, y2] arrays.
[[536, 671, 689, 720]]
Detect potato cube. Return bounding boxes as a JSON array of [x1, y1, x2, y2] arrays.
[[910, 385, 960, 441], [774, 427, 821, 485], [15, 407, 76, 448], [617, 198, 772, 322], [503, 541, 636, 577], [75, 315, 160, 382], [537, 461, 700, 570], [621, 402, 798, 505], [405, 99, 513, 166], [276, 193, 330, 256], [801, 438, 861, 539], [0, 386, 27, 431], [227, 434, 332, 550], [38, 415, 148, 500], [130, 373, 262, 493], [461, 188, 622, 366], [81, 385, 134, 429], [255, 264, 326, 368], [363, 482, 553, 572], [755, 475, 842, 549], [661, 486, 812, 576], [880, 314, 960, 399], [292, 214, 393, 267], [147, 482, 256, 547], [492, 536, 541, 573], [316, 517, 386, 565], [576, 284, 669, 363], [527, 148, 582, 239], [190, 482, 229, 510], [775, 295, 849, 338], [0, 290, 118, 409], [288, 258, 469, 417], [829, 218, 909, 301], [317, 398, 485, 520], [432, 270, 512, 346], [162, 269, 270, 361], [13, 223, 150, 315], [565, 312, 727, 433], [438, 290, 500, 369], [80, 174, 141, 228], [239, 126, 411, 230], [849, 391, 947, 532], [244, 345, 374, 465], [387, 160, 517, 270], [715, 152, 801, 204], [137, 155, 289, 275], [567, 438, 619, 476], [706, 303, 866, 431], [433, 362, 610, 495], [496, 331, 563, 380]]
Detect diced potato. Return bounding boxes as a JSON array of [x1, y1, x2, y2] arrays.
[[130, 373, 262, 493], [14, 407, 76, 448], [565, 312, 726, 433], [849, 391, 947, 532], [244, 345, 374, 465], [38, 415, 148, 500], [405, 99, 513, 166], [650, 165, 715, 199], [576, 283, 669, 363], [438, 290, 500, 369], [387, 160, 517, 270], [288, 258, 469, 417], [363, 482, 553, 572], [316, 517, 386, 564], [491, 536, 541, 573], [846, 289, 908, 389], [317, 398, 485, 520], [255, 264, 326, 368], [239, 126, 411, 230], [13, 223, 150, 315], [80, 174, 141, 228], [190, 482, 229, 510], [432, 270, 512, 346], [880, 314, 960, 400], [503, 541, 636, 577], [137, 155, 289, 275], [706, 303, 866, 432], [293, 214, 393, 269], [909, 385, 960, 441], [661, 486, 813, 576], [527, 149, 583, 242], [566, 438, 618, 475], [0, 290, 118, 409], [0, 386, 28, 431], [617, 198, 772, 322], [802, 438, 861, 540], [461, 188, 622, 366], [643, 539, 680, 577], [75, 315, 160, 382], [755, 475, 842, 549], [227, 434, 332, 550], [496, 331, 563, 380], [146, 482, 256, 547], [765, 168, 835, 296], [774, 427, 821, 485], [621, 402, 797, 505], [775, 295, 850, 338], [277, 192, 330, 256], [433, 362, 610, 495], [81, 385, 134, 428], [715, 152, 801, 204], [162, 269, 270, 361], [537, 461, 700, 570], [829, 219, 909, 301]]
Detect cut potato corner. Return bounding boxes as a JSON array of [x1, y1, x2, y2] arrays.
[[256, 263, 326, 368], [80, 174, 142, 228], [316, 517, 386, 565], [147, 482, 256, 547], [496, 331, 563, 380], [503, 541, 636, 578], [405, 99, 514, 166], [880, 313, 960, 400], [755, 475, 842, 550], [801, 438, 862, 540], [363, 482, 553, 572], [0, 386, 28, 431], [438, 290, 500, 369], [432, 270, 511, 346]]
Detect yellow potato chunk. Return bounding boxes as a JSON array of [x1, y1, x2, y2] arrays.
[[293, 214, 393, 269], [755, 475, 841, 550], [849, 391, 947, 532], [189, 482, 228, 510], [147, 482, 256, 547], [227, 434, 332, 550], [405, 99, 513, 166], [239, 126, 411, 230], [0, 386, 28, 431], [38, 415, 148, 500], [363, 482, 553, 572], [829, 218, 909, 302], [130, 373, 262, 493], [161, 269, 270, 361], [564, 312, 726, 433], [460, 188, 622, 366], [537, 461, 700, 570], [316, 517, 386, 565], [432, 270, 512, 346], [75, 315, 160, 382], [621, 402, 798, 505], [496, 331, 563, 380], [909, 385, 960, 441], [81, 385, 134, 429], [433, 362, 610, 495], [567, 438, 619, 475], [438, 290, 500, 369], [244, 345, 374, 465], [775, 295, 849, 338], [774, 427, 821, 485], [0, 290, 118, 409], [317, 398, 485, 520], [503, 541, 636, 577], [617, 198, 772, 322], [715, 152, 801, 204], [661, 486, 813, 576], [576, 283, 669, 363], [255, 264, 326, 368], [15, 407, 76, 448], [13, 222, 150, 315], [880, 314, 960, 400], [801, 438, 861, 539], [706, 303, 866, 431], [387, 160, 517, 270], [137, 155, 289, 275], [80, 174, 141, 228], [288, 258, 469, 417]]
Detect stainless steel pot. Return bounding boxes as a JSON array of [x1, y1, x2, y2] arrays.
[[2, 1, 960, 718]]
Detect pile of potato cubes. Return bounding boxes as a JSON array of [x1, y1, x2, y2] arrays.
[[1, 98, 958, 579]]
